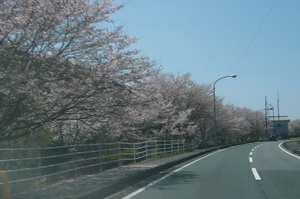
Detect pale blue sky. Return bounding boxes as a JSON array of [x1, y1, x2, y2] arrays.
[[112, 0, 300, 120]]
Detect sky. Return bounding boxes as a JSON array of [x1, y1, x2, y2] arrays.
[[112, 0, 300, 120]]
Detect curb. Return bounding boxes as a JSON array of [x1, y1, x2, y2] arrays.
[[77, 147, 217, 199]]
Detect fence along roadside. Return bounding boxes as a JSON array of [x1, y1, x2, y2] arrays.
[[0, 140, 197, 195]]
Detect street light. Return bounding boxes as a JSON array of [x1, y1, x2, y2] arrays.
[[213, 75, 237, 145], [268, 104, 275, 119]]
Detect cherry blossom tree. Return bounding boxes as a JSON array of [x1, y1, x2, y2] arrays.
[[289, 120, 300, 137], [218, 105, 265, 143], [117, 73, 195, 141], [182, 83, 214, 145], [0, 0, 269, 146], [0, 0, 155, 143]]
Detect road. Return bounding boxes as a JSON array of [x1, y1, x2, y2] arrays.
[[110, 141, 300, 199]]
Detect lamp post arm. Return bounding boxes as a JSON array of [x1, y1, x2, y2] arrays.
[[213, 75, 237, 89], [213, 75, 237, 119]]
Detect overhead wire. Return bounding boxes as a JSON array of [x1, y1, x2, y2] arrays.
[[228, 0, 278, 74]]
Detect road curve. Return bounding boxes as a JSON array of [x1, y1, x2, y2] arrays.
[[115, 142, 300, 199]]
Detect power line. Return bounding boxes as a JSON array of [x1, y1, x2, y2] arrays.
[[228, 0, 278, 74]]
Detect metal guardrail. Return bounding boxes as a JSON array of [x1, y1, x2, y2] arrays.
[[0, 140, 197, 194]]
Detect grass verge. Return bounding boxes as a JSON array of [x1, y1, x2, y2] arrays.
[[283, 141, 300, 156]]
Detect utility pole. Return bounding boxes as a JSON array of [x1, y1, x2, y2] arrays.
[[277, 91, 281, 138], [277, 91, 280, 121], [265, 96, 268, 137]]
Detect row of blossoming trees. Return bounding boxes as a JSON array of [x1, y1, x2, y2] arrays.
[[0, 0, 266, 148]]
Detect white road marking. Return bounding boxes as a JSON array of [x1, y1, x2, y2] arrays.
[[279, 142, 300, 160], [251, 168, 261, 180], [122, 149, 227, 199], [249, 144, 265, 180]]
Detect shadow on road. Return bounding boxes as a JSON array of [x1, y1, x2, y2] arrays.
[[153, 171, 198, 190]]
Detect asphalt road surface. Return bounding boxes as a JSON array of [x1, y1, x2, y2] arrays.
[[109, 141, 300, 199]]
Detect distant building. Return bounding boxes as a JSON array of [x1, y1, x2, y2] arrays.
[[269, 116, 290, 139]]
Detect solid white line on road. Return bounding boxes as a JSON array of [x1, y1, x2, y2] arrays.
[[251, 168, 261, 180], [122, 149, 227, 199], [279, 142, 300, 160], [249, 157, 253, 162]]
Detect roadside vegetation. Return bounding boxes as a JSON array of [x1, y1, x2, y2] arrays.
[[283, 141, 300, 156], [289, 120, 300, 138], [0, 0, 272, 149]]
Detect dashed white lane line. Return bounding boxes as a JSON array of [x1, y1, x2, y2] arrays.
[[251, 168, 261, 180], [249, 143, 266, 181]]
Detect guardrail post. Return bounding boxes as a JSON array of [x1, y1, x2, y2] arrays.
[[164, 140, 166, 154], [171, 140, 173, 153], [155, 140, 158, 156], [145, 141, 148, 160], [0, 170, 10, 199], [75, 148, 78, 178], [37, 150, 42, 178], [133, 143, 136, 164], [99, 144, 102, 172], [118, 142, 121, 167]]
